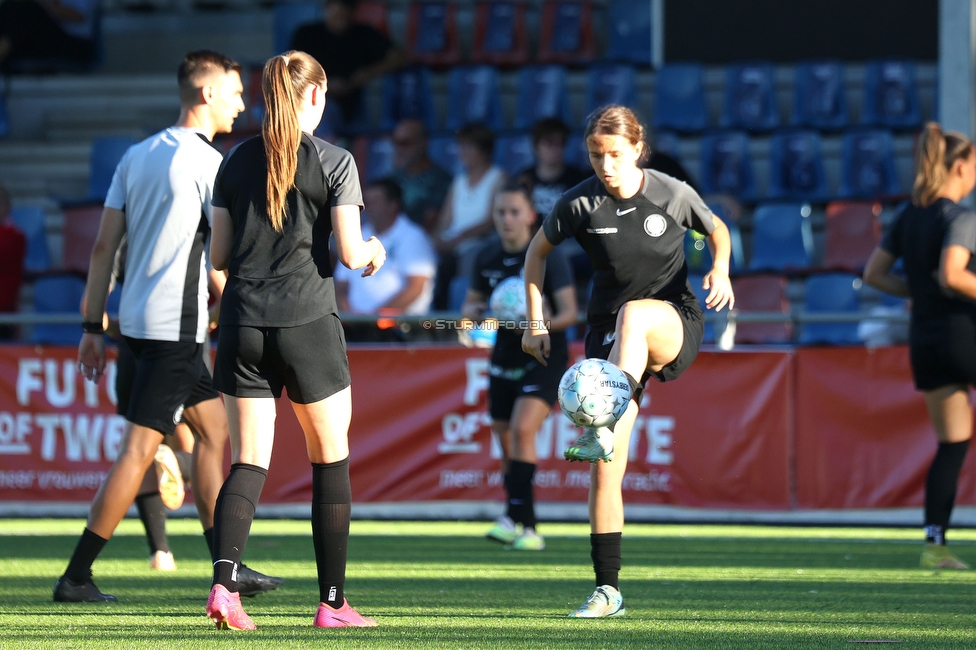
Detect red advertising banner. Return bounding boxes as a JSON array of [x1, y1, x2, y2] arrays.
[[0, 345, 793, 509]]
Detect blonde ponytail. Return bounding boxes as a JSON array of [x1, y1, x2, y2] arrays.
[[912, 121, 974, 208]]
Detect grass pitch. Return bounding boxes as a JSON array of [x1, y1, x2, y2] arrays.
[[1, 519, 976, 648]]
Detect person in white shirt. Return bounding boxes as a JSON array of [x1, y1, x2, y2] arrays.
[[336, 177, 436, 322]]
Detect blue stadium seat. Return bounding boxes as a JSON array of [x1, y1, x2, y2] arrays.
[[87, 135, 138, 202], [748, 203, 814, 272], [583, 64, 637, 125], [722, 62, 780, 132], [768, 130, 828, 202], [514, 65, 571, 130], [606, 0, 652, 65], [407, 1, 461, 67], [272, 1, 320, 55], [31, 274, 86, 346], [791, 60, 848, 130], [538, 1, 596, 65], [684, 202, 743, 274], [861, 59, 921, 130], [445, 66, 505, 131], [10, 205, 50, 273], [652, 130, 680, 159], [428, 134, 463, 176], [840, 129, 901, 199], [564, 130, 589, 169], [0, 92, 9, 139], [471, 1, 529, 66], [365, 136, 395, 182], [653, 63, 708, 133], [799, 272, 862, 345], [380, 67, 436, 132], [494, 132, 535, 175], [699, 131, 756, 202]]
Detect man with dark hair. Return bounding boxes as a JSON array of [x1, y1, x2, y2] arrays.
[[54, 50, 281, 603], [290, 0, 405, 135], [390, 118, 452, 233]]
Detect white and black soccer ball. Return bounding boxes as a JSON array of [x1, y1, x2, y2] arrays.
[[557, 358, 632, 428], [489, 276, 526, 324]]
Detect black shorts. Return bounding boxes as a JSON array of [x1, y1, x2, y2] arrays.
[[120, 337, 220, 435], [488, 355, 567, 421], [116, 334, 213, 418], [910, 316, 976, 390], [213, 313, 351, 403], [584, 291, 704, 385]]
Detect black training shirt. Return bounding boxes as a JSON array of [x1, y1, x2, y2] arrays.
[[880, 198, 976, 345], [213, 133, 363, 327], [543, 169, 714, 330], [471, 239, 574, 369]]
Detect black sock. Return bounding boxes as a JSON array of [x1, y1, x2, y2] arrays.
[[924, 440, 969, 543], [211, 464, 267, 591], [136, 492, 169, 554], [312, 457, 351, 608], [505, 461, 537, 530], [590, 532, 622, 590], [64, 528, 109, 583], [203, 527, 215, 560]]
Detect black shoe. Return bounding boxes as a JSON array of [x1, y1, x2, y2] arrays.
[[53, 576, 118, 602], [236, 564, 283, 597]]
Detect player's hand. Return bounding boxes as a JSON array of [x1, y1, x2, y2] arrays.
[[362, 237, 386, 277], [702, 268, 734, 311], [77, 333, 106, 383], [522, 328, 550, 366]]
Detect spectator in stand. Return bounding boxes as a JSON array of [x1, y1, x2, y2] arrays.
[[335, 177, 436, 320], [517, 118, 591, 222], [433, 123, 506, 310], [0, 184, 25, 339], [0, 0, 98, 71], [390, 119, 452, 233], [289, 0, 406, 136]]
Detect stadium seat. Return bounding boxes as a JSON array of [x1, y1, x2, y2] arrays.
[[606, 0, 653, 65], [407, 1, 461, 68], [494, 132, 535, 176], [564, 130, 589, 169], [471, 1, 530, 67], [839, 129, 901, 199], [514, 65, 571, 130], [699, 131, 757, 202], [445, 66, 505, 131], [60, 203, 103, 275], [30, 274, 86, 346], [767, 130, 829, 202], [685, 201, 744, 275], [428, 133, 463, 176], [823, 201, 882, 271], [272, 1, 320, 55], [748, 202, 814, 272], [861, 59, 921, 130], [653, 63, 708, 134], [537, 1, 596, 65], [583, 64, 637, 125], [721, 62, 780, 132], [791, 60, 849, 130], [652, 130, 680, 159], [731, 273, 792, 344], [10, 205, 50, 274], [353, 0, 389, 35], [380, 67, 436, 132], [87, 135, 138, 202], [799, 272, 862, 345], [0, 92, 9, 139]]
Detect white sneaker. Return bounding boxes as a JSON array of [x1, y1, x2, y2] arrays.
[[508, 529, 545, 551], [486, 515, 520, 544], [568, 585, 625, 618], [149, 550, 177, 572]]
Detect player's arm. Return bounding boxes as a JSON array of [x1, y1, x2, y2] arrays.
[[863, 247, 909, 297], [522, 228, 555, 365], [79, 207, 126, 382], [940, 245, 976, 300], [207, 267, 227, 330], [210, 207, 233, 271], [702, 213, 734, 311], [333, 204, 386, 276]]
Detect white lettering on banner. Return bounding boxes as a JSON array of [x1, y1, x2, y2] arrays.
[[0, 412, 32, 454], [45, 359, 75, 408], [627, 415, 675, 465], [439, 411, 490, 453], [37, 470, 107, 490], [0, 411, 128, 462], [463, 358, 490, 406], [60, 414, 104, 462], [0, 470, 35, 488], [16, 358, 42, 406], [14, 357, 117, 408], [439, 469, 485, 488], [438, 467, 670, 492], [565, 470, 590, 488], [38, 414, 59, 460], [486, 413, 587, 460], [487, 470, 503, 487]]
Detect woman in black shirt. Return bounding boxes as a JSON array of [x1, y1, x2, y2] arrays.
[[864, 122, 976, 570], [522, 106, 734, 618], [205, 51, 385, 630]]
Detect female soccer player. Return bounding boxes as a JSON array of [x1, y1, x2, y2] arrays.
[[522, 106, 734, 617], [864, 122, 976, 570], [462, 181, 577, 551], [205, 51, 385, 630]]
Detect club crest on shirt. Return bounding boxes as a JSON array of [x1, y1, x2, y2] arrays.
[[643, 214, 667, 237]]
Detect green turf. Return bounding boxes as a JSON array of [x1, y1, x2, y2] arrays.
[[1, 519, 976, 648]]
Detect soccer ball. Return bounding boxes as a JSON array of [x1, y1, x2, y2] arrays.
[[557, 359, 633, 428], [489, 276, 526, 323]]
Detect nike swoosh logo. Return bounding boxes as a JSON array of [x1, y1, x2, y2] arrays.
[[616, 207, 636, 216], [603, 332, 616, 345]]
